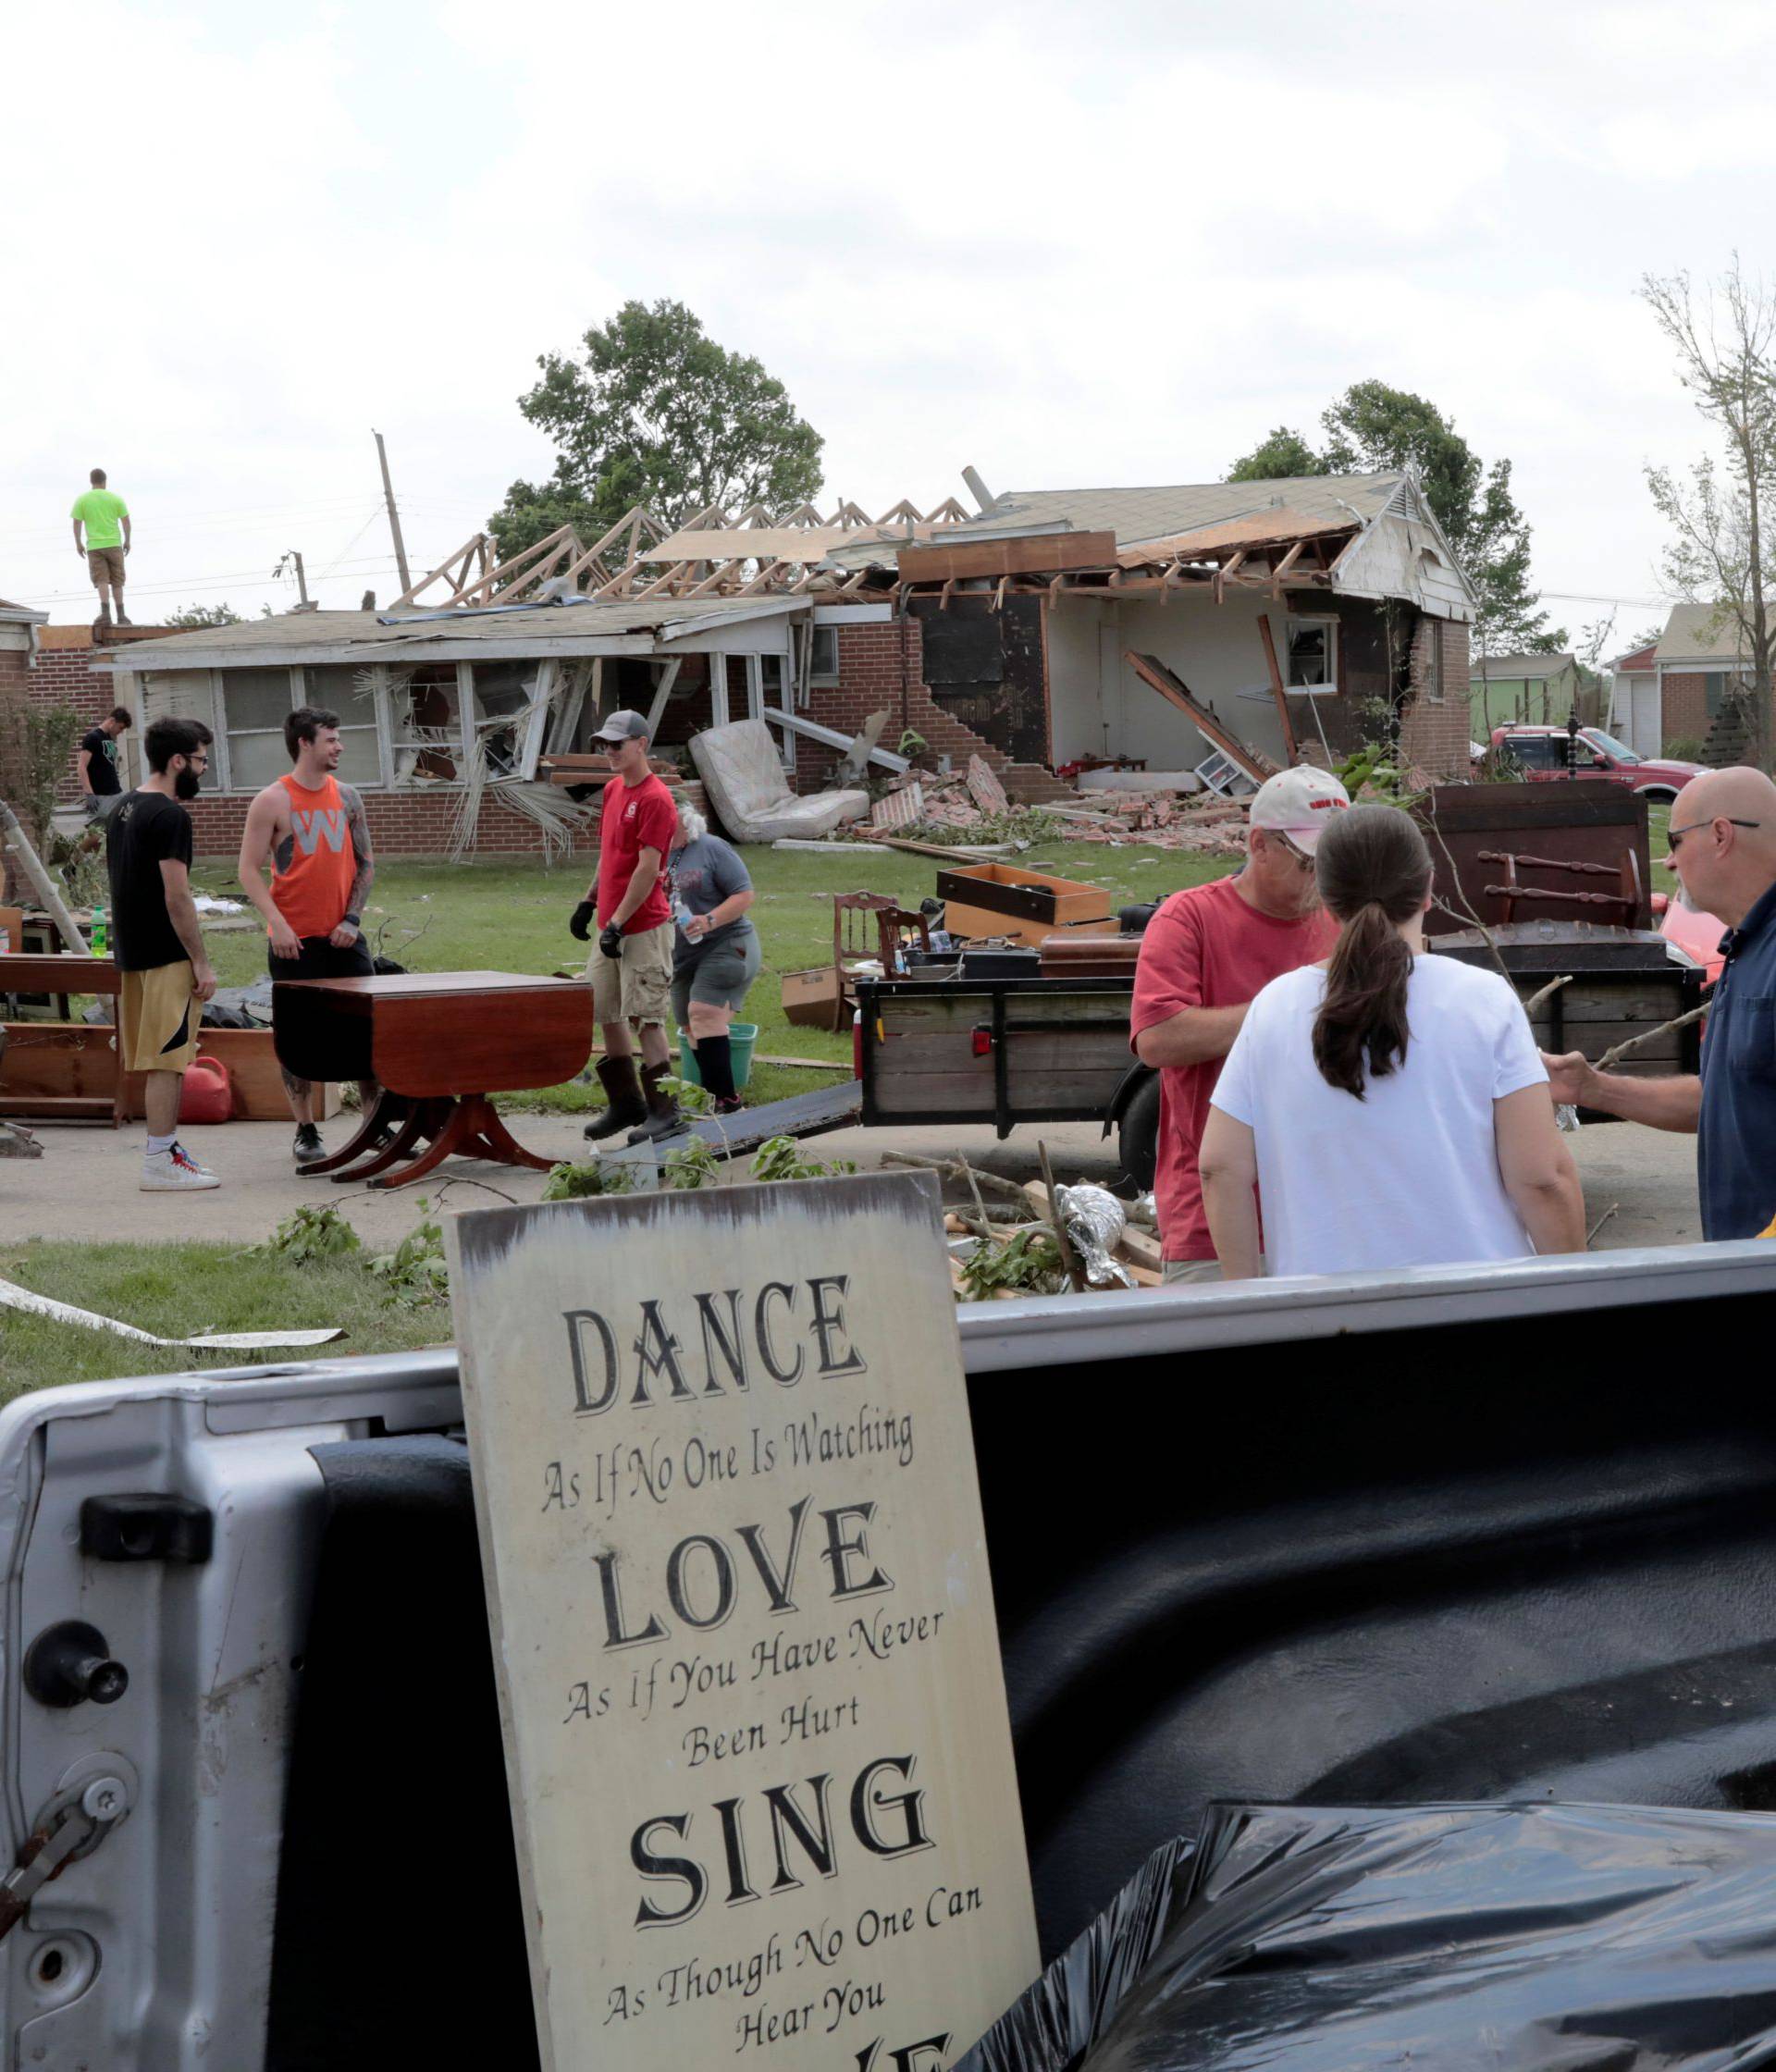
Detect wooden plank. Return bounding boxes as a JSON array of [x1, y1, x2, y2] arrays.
[[898, 530, 1118, 585], [641, 655, 682, 740], [1257, 614, 1298, 759], [599, 1079, 863, 1168], [0, 954, 119, 993], [1122, 650, 1276, 783]]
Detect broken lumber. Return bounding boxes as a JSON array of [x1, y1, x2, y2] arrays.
[[1121, 652, 1277, 783]]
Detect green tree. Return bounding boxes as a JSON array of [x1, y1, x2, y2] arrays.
[[1642, 259, 1776, 771], [490, 300, 824, 568], [1228, 380, 1563, 655], [165, 603, 242, 628], [1227, 426, 1327, 482]]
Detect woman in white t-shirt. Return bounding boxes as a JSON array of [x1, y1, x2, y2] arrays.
[[1199, 805, 1585, 1279]]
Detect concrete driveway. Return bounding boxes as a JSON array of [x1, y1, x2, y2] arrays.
[[5, 1109, 1701, 1255]]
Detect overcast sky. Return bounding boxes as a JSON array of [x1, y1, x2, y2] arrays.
[[5, 0, 1774, 650]]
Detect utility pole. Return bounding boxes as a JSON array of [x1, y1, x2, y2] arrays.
[[274, 550, 314, 610], [373, 429, 412, 597]]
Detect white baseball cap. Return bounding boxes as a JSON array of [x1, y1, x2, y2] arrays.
[[1248, 766, 1350, 852]]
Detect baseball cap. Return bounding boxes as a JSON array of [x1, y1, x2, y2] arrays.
[[1248, 766, 1350, 852], [592, 709, 650, 744]]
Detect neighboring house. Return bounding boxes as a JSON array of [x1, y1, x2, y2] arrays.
[[0, 599, 50, 855], [1468, 652, 1582, 733], [1652, 602, 1761, 755], [807, 471, 1478, 788], [1606, 642, 1659, 757]]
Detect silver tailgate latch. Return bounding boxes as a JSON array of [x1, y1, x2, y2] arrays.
[[0, 1771, 130, 1944]]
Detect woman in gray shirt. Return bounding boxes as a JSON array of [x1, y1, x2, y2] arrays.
[[668, 801, 760, 1113]]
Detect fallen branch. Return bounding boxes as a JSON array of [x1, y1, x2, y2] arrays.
[[1590, 1002, 1709, 1071], [1523, 974, 1574, 1016], [1586, 1202, 1620, 1248], [878, 1150, 1032, 1204]]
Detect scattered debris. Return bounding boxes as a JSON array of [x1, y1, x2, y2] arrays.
[[0, 1275, 345, 1350]]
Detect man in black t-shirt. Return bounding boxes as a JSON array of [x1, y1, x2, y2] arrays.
[[78, 705, 131, 816], [105, 716, 222, 1191]]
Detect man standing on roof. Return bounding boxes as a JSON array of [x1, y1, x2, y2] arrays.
[[569, 710, 684, 1147], [238, 707, 378, 1166], [1130, 767, 1350, 1281], [71, 468, 132, 628]]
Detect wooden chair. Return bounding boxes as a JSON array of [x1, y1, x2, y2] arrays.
[[875, 906, 932, 974], [832, 893, 902, 1030]]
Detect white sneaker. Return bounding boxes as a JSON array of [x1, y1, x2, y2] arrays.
[[140, 1142, 220, 1191]]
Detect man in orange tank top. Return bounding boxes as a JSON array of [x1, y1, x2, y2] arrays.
[[239, 706, 378, 1165]]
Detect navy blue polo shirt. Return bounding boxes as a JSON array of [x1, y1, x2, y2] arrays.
[[1697, 878, 1776, 1240]]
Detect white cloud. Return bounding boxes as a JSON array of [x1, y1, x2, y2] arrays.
[[2, 0, 1775, 620]]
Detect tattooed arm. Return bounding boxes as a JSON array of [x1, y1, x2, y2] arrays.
[[329, 783, 376, 948]]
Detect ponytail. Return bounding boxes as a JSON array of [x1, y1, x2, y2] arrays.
[[1309, 806, 1432, 1100]]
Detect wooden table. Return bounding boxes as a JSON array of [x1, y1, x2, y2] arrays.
[[273, 971, 592, 1190]]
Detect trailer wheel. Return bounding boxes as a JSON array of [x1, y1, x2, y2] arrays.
[[1117, 1071, 1163, 1192]]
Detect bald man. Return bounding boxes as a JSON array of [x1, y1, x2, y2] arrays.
[[1545, 765, 1776, 1241]]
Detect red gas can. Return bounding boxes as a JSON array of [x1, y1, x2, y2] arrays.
[[179, 1054, 233, 1126]]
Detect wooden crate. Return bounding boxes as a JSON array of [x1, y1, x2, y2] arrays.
[[0, 1021, 338, 1121]]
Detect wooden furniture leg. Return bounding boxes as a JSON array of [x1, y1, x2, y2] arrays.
[[304, 1090, 407, 1176], [328, 1098, 451, 1184], [367, 1094, 554, 1190]]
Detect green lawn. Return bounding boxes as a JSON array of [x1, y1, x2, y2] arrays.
[[0, 1239, 450, 1401], [185, 840, 1238, 1113]]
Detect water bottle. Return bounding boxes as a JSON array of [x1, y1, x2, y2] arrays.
[[91, 906, 108, 955]]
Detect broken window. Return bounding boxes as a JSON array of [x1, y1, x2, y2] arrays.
[[221, 667, 298, 791], [808, 624, 840, 684], [468, 660, 536, 778], [391, 664, 463, 783], [302, 665, 384, 788], [1285, 616, 1338, 692]]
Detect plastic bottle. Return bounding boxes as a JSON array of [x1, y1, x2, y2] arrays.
[[90, 906, 108, 955]]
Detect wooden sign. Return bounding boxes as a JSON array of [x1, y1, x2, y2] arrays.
[[447, 1173, 1038, 2072]]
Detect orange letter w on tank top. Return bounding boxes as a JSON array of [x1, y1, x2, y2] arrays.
[[291, 808, 348, 856]]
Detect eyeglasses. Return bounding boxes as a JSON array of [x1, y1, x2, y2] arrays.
[[1273, 832, 1316, 872], [1667, 817, 1760, 856]]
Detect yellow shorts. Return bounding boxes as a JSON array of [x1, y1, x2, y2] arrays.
[[587, 920, 673, 1028], [119, 961, 200, 1073]]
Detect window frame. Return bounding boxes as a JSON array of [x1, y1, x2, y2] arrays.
[[808, 623, 841, 685], [1283, 613, 1339, 695]]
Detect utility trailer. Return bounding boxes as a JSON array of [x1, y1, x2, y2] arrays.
[[6, 1241, 1776, 2066]]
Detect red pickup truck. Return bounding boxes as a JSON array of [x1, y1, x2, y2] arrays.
[[1490, 724, 1705, 802]]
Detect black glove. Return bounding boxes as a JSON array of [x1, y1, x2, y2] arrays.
[[598, 923, 624, 960], [569, 900, 595, 942]]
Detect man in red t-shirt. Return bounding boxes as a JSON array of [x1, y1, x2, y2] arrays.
[[1130, 767, 1349, 1279], [569, 710, 684, 1145]]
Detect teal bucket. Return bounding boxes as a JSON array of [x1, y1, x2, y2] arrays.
[[676, 1021, 758, 1092]]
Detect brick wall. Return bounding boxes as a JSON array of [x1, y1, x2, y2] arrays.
[[181, 786, 593, 862], [799, 620, 1069, 801], [1398, 615, 1473, 780], [1660, 672, 1708, 749]]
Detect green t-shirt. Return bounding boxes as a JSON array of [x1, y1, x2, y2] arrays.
[[71, 489, 129, 549]]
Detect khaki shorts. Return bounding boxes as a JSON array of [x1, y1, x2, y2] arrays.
[[1161, 1257, 1266, 1285], [119, 961, 200, 1073], [588, 919, 673, 1028], [87, 547, 126, 588]]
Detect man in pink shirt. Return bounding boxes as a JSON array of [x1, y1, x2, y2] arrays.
[[1130, 767, 1350, 1280]]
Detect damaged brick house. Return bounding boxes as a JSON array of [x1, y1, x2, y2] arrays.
[[794, 472, 1477, 795], [11, 474, 1474, 861]]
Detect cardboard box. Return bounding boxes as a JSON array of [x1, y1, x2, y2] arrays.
[[936, 861, 1112, 948], [781, 966, 845, 1030]]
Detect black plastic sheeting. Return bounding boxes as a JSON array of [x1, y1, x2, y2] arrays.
[[962, 1800, 1776, 2072]]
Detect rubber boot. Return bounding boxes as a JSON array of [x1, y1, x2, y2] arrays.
[[625, 1061, 685, 1146], [583, 1054, 646, 1141], [697, 1034, 743, 1116]]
